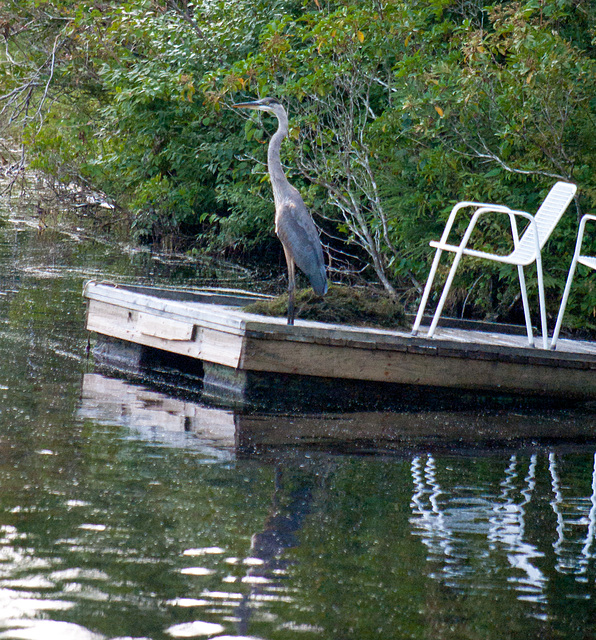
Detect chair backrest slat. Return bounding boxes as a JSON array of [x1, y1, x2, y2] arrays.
[[516, 182, 577, 261]]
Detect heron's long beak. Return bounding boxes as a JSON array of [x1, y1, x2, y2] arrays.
[[232, 100, 267, 111]]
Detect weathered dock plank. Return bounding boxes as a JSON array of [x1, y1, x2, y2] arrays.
[[239, 332, 596, 399], [86, 298, 244, 368]]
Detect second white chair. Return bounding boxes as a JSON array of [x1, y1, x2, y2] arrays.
[[550, 213, 596, 350], [411, 181, 577, 349]]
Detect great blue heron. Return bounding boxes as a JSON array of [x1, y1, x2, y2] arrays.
[[232, 97, 328, 325]]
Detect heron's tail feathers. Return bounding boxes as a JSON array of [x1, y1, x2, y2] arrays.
[[309, 265, 328, 296]]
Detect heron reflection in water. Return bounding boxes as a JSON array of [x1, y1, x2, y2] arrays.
[[232, 97, 328, 325]]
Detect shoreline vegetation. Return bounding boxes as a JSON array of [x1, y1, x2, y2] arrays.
[[0, 0, 594, 336]]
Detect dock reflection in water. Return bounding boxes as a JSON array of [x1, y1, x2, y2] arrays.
[[76, 372, 596, 637], [80, 372, 596, 455], [79, 373, 237, 457]]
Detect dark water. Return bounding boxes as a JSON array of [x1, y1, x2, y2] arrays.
[[0, 214, 595, 640]]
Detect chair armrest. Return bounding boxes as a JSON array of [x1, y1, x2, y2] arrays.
[[471, 207, 540, 258], [436, 201, 514, 246], [433, 204, 533, 259]]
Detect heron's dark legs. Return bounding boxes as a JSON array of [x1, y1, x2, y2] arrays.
[[284, 247, 295, 325]]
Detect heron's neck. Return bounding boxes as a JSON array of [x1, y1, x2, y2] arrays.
[[268, 110, 292, 204]]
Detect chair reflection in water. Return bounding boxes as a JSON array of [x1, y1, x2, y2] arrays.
[[410, 454, 546, 598], [410, 452, 596, 598], [550, 214, 596, 349], [411, 181, 577, 349], [549, 452, 596, 577]]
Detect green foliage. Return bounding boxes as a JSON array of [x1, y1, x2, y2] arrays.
[[385, 0, 596, 324], [215, 0, 596, 324], [1, 0, 595, 331]]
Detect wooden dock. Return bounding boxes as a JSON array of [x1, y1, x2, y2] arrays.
[[83, 281, 596, 408]]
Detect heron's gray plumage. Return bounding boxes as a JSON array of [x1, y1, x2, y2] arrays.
[[276, 202, 327, 296], [232, 97, 328, 324]]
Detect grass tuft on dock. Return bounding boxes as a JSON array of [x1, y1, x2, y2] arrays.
[[244, 284, 406, 328]]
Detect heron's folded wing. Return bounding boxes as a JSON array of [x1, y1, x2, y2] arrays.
[[276, 201, 327, 295]]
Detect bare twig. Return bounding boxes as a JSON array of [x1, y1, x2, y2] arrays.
[[167, 1, 206, 39]]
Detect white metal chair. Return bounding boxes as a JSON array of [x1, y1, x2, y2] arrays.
[[411, 181, 577, 349], [550, 213, 596, 350]]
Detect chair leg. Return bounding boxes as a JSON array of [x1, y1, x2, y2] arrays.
[[517, 265, 534, 347], [411, 249, 442, 336], [534, 254, 548, 349], [428, 250, 466, 338], [550, 256, 579, 350]]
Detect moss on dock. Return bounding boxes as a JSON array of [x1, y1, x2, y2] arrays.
[[244, 284, 406, 329]]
